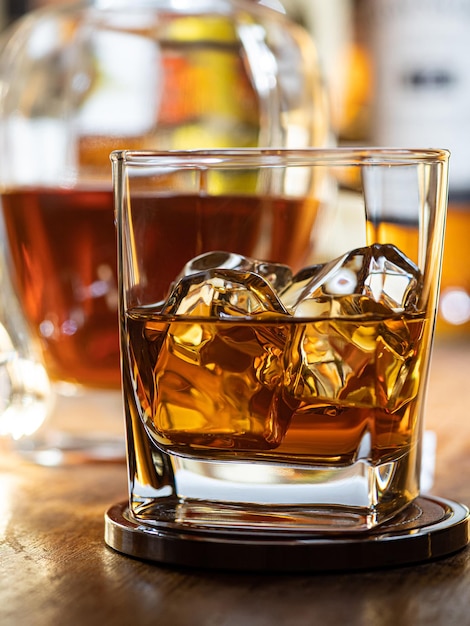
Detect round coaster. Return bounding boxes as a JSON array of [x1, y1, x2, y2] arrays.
[[104, 495, 469, 572]]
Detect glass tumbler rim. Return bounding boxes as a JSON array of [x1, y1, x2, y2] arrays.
[[110, 146, 450, 168]]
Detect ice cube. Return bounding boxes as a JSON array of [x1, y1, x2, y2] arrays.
[[150, 253, 298, 449], [280, 244, 423, 316], [281, 244, 425, 413], [161, 268, 289, 318], [283, 314, 425, 412], [152, 314, 294, 450]]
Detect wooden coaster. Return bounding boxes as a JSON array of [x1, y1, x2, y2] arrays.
[[104, 495, 469, 572]]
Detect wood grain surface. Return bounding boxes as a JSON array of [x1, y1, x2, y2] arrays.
[[0, 339, 469, 626]]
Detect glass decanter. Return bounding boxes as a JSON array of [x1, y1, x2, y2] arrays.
[[0, 0, 329, 463]]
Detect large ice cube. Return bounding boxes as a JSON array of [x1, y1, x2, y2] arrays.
[[162, 268, 289, 318], [283, 314, 425, 412], [152, 314, 294, 451], [281, 244, 425, 413], [280, 243, 423, 317], [151, 253, 299, 449]]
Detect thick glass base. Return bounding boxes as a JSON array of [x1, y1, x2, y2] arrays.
[[130, 450, 420, 533]]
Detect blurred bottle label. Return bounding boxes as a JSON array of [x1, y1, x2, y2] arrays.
[[369, 0, 470, 193], [366, 0, 470, 335]]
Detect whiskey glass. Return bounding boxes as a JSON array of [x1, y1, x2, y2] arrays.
[[111, 147, 448, 534]]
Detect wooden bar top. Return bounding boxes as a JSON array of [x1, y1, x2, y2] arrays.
[[0, 339, 469, 626]]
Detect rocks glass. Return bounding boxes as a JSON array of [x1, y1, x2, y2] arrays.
[[111, 147, 449, 536]]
